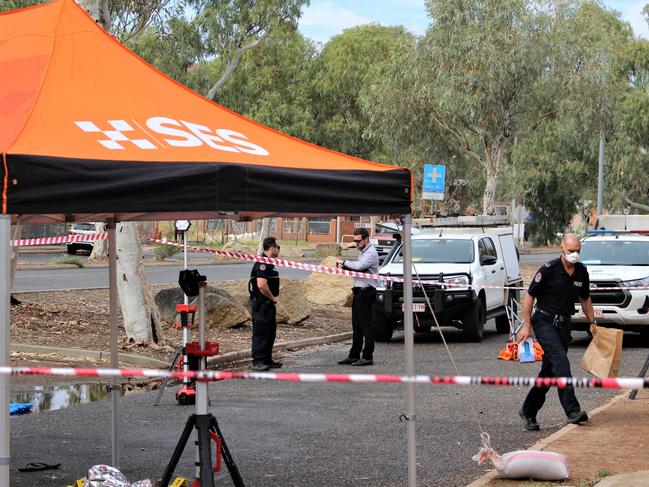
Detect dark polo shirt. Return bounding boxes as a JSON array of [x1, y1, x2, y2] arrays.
[[528, 258, 590, 316]]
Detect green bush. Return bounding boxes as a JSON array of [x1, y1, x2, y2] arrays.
[[153, 244, 182, 260], [53, 256, 85, 268]]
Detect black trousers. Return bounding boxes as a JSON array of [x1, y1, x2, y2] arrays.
[[522, 312, 581, 417], [348, 287, 376, 360], [251, 298, 277, 365]]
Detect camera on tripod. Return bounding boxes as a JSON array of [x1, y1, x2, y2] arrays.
[[179, 269, 207, 297]]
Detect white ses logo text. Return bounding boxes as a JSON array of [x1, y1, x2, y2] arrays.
[[75, 117, 269, 156]]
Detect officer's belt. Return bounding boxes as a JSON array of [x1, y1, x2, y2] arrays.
[[535, 308, 570, 322]]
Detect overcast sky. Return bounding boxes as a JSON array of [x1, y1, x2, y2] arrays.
[[299, 0, 648, 44]]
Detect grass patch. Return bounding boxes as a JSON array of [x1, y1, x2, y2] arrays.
[[574, 468, 617, 487], [53, 256, 85, 268]]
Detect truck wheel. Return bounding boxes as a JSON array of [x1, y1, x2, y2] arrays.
[[372, 304, 394, 342], [495, 291, 519, 334], [462, 298, 485, 342]]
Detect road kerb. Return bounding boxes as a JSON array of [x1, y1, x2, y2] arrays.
[[11, 332, 353, 371]]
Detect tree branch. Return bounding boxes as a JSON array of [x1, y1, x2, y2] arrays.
[[207, 36, 264, 99], [620, 192, 649, 213]]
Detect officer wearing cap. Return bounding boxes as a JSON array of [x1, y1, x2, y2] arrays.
[[518, 233, 598, 430], [249, 236, 281, 371]]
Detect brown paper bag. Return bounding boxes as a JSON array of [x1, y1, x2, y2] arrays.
[[580, 326, 623, 378]]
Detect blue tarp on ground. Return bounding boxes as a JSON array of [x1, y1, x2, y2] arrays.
[[10, 403, 32, 416]]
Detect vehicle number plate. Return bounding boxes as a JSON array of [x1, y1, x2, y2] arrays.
[[577, 307, 602, 318], [402, 303, 426, 313]]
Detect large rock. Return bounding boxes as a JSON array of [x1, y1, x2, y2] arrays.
[[154, 286, 250, 329], [219, 278, 310, 325], [304, 256, 352, 307]]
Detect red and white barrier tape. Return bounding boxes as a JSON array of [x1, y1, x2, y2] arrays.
[[148, 238, 649, 292], [9, 233, 649, 292], [11, 233, 108, 247], [2, 365, 648, 389]]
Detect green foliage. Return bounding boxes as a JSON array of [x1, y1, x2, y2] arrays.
[[523, 172, 581, 245], [0, 0, 44, 13], [53, 256, 86, 268], [153, 244, 182, 261], [129, 18, 203, 85], [204, 29, 318, 140], [310, 24, 414, 159]]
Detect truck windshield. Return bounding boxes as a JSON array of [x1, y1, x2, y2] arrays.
[[581, 240, 649, 266], [392, 239, 474, 264]]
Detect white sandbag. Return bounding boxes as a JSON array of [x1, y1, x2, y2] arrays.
[[497, 450, 569, 480], [473, 444, 569, 481]]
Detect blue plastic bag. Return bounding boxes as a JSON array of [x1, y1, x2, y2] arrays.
[[519, 339, 536, 363]]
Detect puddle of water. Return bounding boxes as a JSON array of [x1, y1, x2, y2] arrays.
[[10, 382, 155, 413]]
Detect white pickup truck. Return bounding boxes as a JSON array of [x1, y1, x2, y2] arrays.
[[574, 232, 649, 334], [372, 227, 523, 342]]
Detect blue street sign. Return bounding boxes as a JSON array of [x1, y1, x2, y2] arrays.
[[422, 164, 445, 200]]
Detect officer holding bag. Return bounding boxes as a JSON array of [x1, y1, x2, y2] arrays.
[[517, 234, 597, 430]]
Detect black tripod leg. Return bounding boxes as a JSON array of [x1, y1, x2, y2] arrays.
[[195, 415, 215, 487], [153, 348, 182, 406], [629, 350, 649, 400], [160, 414, 196, 487], [210, 415, 245, 487]]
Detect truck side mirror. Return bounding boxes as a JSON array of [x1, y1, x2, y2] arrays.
[[480, 255, 497, 266]]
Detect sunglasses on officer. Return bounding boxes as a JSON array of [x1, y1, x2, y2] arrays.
[[353, 238, 364, 246], [273, 244, 281, 250]]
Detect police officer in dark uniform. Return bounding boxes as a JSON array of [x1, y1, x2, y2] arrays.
[[518, 234, 598, 430], [249, 236, 281, 372]]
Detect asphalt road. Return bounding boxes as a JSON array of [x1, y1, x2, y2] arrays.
[[14, 252, 556, 293], [10, 325, 649, 486], [13, 262, 312, 292]]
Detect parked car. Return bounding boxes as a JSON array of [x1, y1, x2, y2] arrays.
[[574, 233, 649, 334], [372, 227, 522, 342], [67, 222, 96, 254]]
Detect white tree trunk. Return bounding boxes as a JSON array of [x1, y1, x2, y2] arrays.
[[482, 173, 498, 216], [9, 224, 21, 289], [80, 0, 111, 32], [116, 222, 163, 344], [257, 218, 272, 255], [481, 144, 504, 215], [88, 222, 108, 261]]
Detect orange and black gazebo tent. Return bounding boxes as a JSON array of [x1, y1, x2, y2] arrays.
[[0, 0, 411, 220], [0, 1, 419, 485]]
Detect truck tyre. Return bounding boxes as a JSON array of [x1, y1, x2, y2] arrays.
[[462, 298, 485, 342], [495, 290, 519, 334], [372, 304, 394, 342]]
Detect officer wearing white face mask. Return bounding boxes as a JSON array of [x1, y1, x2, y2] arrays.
[[517, 234, 597, 431]]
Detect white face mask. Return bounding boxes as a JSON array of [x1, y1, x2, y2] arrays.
[[565, 251, 580, 264]]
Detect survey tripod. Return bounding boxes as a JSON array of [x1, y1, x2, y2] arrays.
[[154, 226, 196, 406], [159, 270, 244, 487]]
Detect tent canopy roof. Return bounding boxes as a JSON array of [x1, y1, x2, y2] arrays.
[[0, 0, 411, 222]]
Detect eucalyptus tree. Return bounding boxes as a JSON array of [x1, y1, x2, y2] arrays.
[[310, 24, 414, 160], [186, 0, 309, 99], [197, 29, 318, 141], [512, 2, 649, 239], [365, 1, 591, 215]]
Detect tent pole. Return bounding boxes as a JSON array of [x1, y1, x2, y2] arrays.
[[0, 216, 10, 486], [108, 221, 120, 467], [402, 214, 417, 487]]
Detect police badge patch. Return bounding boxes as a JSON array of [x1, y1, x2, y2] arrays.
[[259, 264, 266, 271], [534, 272, 542, 283]]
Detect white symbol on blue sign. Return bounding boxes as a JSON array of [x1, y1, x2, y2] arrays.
[[423, 164, 445, 193]]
